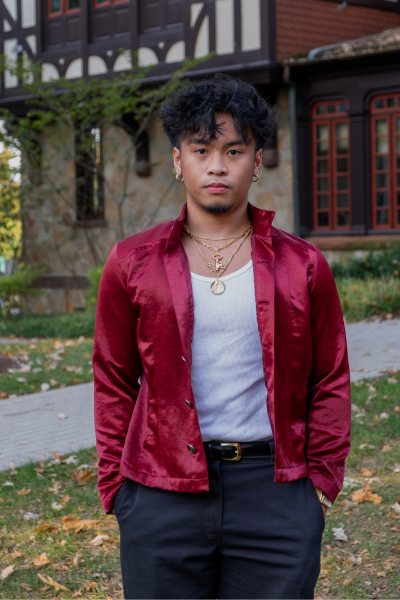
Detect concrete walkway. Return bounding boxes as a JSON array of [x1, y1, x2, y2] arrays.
[[2, 318, 400, 470]]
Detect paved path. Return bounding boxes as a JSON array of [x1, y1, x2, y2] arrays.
[[2, 319, 400, 470]]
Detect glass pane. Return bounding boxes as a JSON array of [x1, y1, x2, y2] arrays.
[[387, 98, 396, 108], [317, 160, 328, 174], [375, 119, 388, 135], [374, 99, 384, 110], [50, 0, 61, 12], [397, 155, 400, 170], [337, 193, 348, 208], [318, 195, 329, 209], [336, 158, 348, 173], [327, 104, 336, 114], [68, 0, 80, 7], [375, 155, 388, 171], [316, 125, 328, 141], [396, 118, 400, 133], [397, 191, 400, 206], [376, 192, 388, 207], [338, 103, 347, 113], [317, 177, 329, 192], [318, 212, 329, 227], [316, 106, 324, 115], [96, 0, 108, 3], [397, 209, 400, 225], [336, 140, 348, 155], [337, 212, 349, 226], [397, 173, 400, 187], [336, 123, 348, 139], [377, 210, 389, 225], [396, 136, 400, 152], [317, 142, 328, 157], [376, 173, 388, 189], [375, 137, 388, 154], [337, 176, 348, 190]]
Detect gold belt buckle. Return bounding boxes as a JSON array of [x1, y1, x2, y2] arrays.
[[220, 442, 242, 461]]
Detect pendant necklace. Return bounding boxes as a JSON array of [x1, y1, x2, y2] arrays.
[[183, 223, 252, 294]]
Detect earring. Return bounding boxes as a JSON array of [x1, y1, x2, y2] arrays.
[[252, 173, 260, 183], [176, 173, 184, 183]]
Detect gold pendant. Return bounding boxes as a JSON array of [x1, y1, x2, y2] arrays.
[[211, 280, 225, 295], [212, 252, 225, 272]]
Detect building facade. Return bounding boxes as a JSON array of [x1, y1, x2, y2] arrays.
[[0, 0, 399, 312]]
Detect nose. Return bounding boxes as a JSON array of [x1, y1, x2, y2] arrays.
[[207, 152, 227, 176]]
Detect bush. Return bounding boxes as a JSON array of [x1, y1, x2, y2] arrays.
[[0, 263, 45, 317], [86, 263, 104, 309], [336, 276, 400, 322], [0, 311, 96, 339], [331, 245, 400, 279]]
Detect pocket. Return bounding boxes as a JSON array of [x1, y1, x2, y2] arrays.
[[308, 478, 326, 529], [114, 479, 128, 516]]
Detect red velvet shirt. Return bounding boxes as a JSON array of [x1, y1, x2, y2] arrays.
[[93, 203, 351, 514]]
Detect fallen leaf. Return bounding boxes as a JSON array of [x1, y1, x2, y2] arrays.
[[41, 383, 50, 392], [58, 413, 67, 419], [16, 377, 26, 383], [37, 523, 59, 534], [73, 553, 81, 566], [24, 512, 39, 521], [33, 553, 50, 567], [51, 502, 63, 511], [50, 379, 58, 386], [49, 451, 64, 462], [382, 445, 392, 452], [91, 533, 110, 547], [16, 488, 31, 496], [333, 527, 348, 542], [37, 573, 69, 591], [343, 578, 352, 586], [0, 565, 15, 580], [48, 481, 62, 494], [64, 455, 78, 465], [361, 468, 375, 477], [85, 582, 98, 590], [377, 572, 386, 577], [392, 502, 400, 514], [388, 377, 398, 384], [352, 484, 382, 504], [10, 550, 22, 559], [61, 495, 70, 506], [0, 498, 3, 502], [61, 516, 101, 533], [73, 468, 94, 485], [395, 406, 400, 413], [3, 481, 13, 487], [60, 540, 66, 546]]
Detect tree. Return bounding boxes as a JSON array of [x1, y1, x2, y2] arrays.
[[0, 146, 21, 261]]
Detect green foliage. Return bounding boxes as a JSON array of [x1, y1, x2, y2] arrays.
[[0, 263, 45, 317], [86, 263, 105, 309], [331, 245, 400, 279], [0, 147, 21, 259], [336, 276, 400, 322], [0, 311, 96, 338]]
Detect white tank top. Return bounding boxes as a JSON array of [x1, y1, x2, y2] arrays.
[[190, 260, 273, 442]]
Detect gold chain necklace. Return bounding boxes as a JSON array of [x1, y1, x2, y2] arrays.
[[183, 224, 251, 275], [184, 223, 252, 294]]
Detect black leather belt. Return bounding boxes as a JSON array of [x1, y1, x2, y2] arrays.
[[203, 439, 274, 461]]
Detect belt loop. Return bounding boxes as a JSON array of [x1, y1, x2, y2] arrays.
[[268, 439, 275, 462]]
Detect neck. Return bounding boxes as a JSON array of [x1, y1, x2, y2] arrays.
[[185, 199, 251, 238]]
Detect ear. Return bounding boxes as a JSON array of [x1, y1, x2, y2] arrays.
[[173, 147, 182, 176], [254, 148, 263, 176]]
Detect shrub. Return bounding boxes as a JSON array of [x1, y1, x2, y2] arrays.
[[0, 311, 95, 338], [331, 245, 400, 279], [86, 263, 104, 309], [336, 276, 400, 322], [0, 263, 45, 317]]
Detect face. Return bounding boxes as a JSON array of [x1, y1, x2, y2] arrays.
[[173, 113, 262, 215]]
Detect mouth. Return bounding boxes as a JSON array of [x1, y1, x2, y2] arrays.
[[205, 183, 229, 193]]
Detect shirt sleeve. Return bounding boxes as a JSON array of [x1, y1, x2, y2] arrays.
[[306, 246, 351, 503], [93, 245, 142, 514]]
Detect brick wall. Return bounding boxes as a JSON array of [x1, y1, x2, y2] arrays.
[[276, 0, 400, 60]]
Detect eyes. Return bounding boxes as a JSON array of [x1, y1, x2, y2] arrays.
[[194, 148, 242, 156]]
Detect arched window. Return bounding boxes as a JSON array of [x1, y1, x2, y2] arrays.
[[371, 93, 400, 229], [312, 100, 351, 231]]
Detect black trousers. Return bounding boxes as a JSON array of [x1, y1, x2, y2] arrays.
[[114, 442, 325, 599]]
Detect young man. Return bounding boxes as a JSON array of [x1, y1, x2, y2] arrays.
[[93, 74, 351, 599]]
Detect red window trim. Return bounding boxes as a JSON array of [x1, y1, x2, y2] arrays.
[[47, 0, 81, 17], [312, 100, 351, 232], [370, 93, 400, 230], [93, 0, 129, 6], [66, 0, 81, 14]]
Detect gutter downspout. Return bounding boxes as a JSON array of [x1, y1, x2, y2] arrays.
[[283, 65, 300, 238]]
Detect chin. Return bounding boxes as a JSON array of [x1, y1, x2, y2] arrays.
[[199, 200, 235, 216]]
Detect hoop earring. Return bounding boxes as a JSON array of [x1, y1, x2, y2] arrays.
[[252, 173, 260, 183], [176, 173, 184, 183]]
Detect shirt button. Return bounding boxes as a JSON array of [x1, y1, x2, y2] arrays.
[[187, 444, 196, 454], [185, 400, 193, 409], [182, 356, 186, 362]]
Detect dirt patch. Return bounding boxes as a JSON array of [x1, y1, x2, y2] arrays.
[[0, 355, 21, 374]]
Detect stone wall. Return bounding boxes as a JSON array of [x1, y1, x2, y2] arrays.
[[22, 86, 294, 314]]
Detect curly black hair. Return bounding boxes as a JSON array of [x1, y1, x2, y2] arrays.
[[159, 73, 276, 151]]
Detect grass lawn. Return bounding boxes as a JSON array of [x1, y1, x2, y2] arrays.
[[0, 338, 94, 399], [0, 374, 399, 599]]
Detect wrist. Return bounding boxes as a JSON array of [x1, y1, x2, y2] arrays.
[[314, 486, 332, 511]]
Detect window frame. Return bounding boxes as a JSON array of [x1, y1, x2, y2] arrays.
[[47, 0, 81, 17], [93, 0, 129, 6], [370, 93, 400, 230], [312, 100, 351, 232]]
